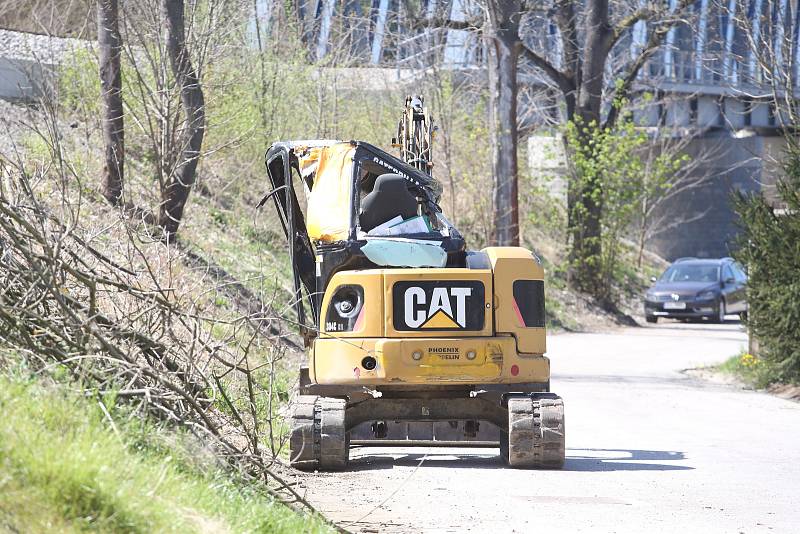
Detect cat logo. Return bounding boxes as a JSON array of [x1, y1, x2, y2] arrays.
[[392, 281, 485, 331]]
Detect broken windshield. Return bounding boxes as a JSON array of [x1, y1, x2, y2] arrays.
[[286, 140, 455, 246]]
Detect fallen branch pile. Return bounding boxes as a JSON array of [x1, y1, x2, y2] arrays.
[[0, 162, 314, 513]]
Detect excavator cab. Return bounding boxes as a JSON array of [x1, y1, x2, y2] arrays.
[[263, 139, 467, 338], [261, 97, 565, 470]]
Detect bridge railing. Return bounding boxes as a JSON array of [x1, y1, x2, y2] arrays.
[[642, 49, 797, 92], [392, 27, 484, 72], [386, 30, 797, 96]]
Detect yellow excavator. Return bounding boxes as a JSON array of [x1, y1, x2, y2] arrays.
[[262, 96, 565, 470]]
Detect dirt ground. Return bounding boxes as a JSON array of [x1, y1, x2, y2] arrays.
[[292, 321, 800, 533]]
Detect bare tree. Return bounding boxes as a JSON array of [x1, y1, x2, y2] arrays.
[[455, 0, 699, 275], [485, 0, 521, 245], [516, 0, 695, 294], [159, 0, 206, 240], [734, 0, 799, 125], [97, 0, 125, 206], [633, 127, 730, 268], [115, 0, 233, 239]]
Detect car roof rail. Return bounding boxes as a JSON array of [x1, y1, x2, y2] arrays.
[[673, 257, 698, 263]]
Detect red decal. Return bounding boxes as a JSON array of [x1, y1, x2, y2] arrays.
[[512, 298, 526, 327], [511, 364, 520, 376], [353, 307, 365, 332]]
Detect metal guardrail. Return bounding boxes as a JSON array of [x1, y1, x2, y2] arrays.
[[643, 50, 769, 87]]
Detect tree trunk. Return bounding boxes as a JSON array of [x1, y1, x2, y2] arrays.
[[566, 0, 612, 294], [486, 0, 520, 246], [160, 0, 205, 241], [567, 122, 604, 294], [97, 0, 124, 206]]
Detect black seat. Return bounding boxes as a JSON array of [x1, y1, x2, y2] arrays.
[[359, 173, 418, 232]]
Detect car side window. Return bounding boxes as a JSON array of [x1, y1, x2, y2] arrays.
[[733, 263, 747, 282], [722, 264, 734, 283]]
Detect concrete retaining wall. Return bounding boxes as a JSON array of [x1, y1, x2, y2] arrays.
[[527, 132, 783, 262], [0, 57, 49, 101], [0, 29, 86, 102]]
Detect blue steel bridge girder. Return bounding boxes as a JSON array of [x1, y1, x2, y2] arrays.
[[284, 0, 480, 66], [294, 0, 800, 97]]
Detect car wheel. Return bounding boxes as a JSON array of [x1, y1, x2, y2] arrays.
[[715, 299, 726, 323], [645, 315, 658, 324]]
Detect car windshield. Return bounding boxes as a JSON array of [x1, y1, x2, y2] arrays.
[[660, 264, 719, 283]]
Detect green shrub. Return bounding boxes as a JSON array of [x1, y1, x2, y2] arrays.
[[733, 146, 800, 385], [58, 48, 100, 117], [563, 110, 689, 305]]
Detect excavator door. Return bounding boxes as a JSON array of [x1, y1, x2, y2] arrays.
[[263, 145, 318, 341]]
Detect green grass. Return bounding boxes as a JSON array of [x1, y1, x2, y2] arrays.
[[0, 376, 332, 534], [716, 351, 777, 389], [183, 195, 295, 303]]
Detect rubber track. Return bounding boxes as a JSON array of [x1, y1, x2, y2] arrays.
[[507, 394, 565, 468], [289, 395, 349, 471]]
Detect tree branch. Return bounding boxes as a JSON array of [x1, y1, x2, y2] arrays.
[[611, 8, 656, 46], [412, 17, 480, 31], [520, 44, 574, 94], [603, 0, 694, 130]]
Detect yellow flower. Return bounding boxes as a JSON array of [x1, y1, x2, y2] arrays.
[[740, 353, 760, 367]]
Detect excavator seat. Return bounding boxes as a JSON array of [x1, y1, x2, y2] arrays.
[[359, 173, 418, 232]]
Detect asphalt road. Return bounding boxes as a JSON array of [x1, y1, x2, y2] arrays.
[[300, 321, 800, 533]]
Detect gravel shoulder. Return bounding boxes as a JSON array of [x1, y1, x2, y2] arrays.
[[293, 321, 800, 533]]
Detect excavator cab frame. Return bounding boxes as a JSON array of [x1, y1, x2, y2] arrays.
[[262, 142, 319, 339], [263, 140, 465, 342]]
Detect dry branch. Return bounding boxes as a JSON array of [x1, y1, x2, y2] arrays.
[[0, 161, 314, 512]]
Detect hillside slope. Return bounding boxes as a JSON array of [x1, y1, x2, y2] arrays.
[[0, 375, 331, 534]]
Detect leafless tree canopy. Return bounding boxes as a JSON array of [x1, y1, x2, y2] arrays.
[[734, 0, 800, 125]]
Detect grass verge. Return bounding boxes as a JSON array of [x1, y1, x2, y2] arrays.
[[715, 351, 776, 389], [0, 375, 331, 534]]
